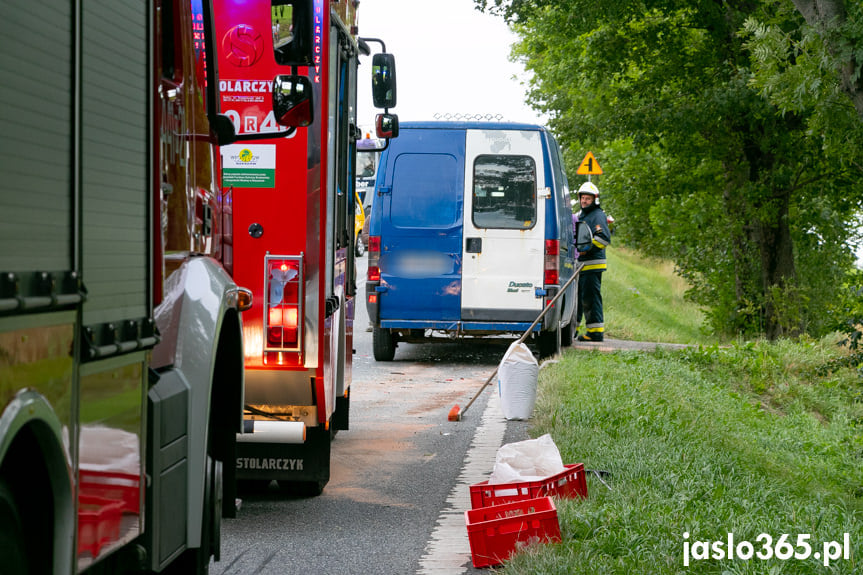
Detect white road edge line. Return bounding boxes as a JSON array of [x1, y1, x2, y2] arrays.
[[417, 390, 507, 574]]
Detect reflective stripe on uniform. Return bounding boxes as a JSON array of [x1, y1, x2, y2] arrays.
[[586, 323, 604, 333], [592, 236, 609, 248], [582, 261, 606, 271]]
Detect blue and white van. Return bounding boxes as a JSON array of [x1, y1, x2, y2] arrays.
[[364, 121, 577, 360]]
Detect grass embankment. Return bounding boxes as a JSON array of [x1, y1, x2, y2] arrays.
[[602, 247, 709, 344], [500, 251, 863, 574]]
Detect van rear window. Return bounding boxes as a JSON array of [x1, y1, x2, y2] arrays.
[[391, 153, 460, 228], [472, 155, 536, 229]]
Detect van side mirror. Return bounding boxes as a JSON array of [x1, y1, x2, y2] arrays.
[[273, 75, 313, 127], [371, 53, 397, 109], [376, 113, 399, 139]]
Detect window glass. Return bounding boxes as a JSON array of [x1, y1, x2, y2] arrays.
[[358, 153, 376, 177], [550, 136, 569, 199], [271, 0, 312, 66], [391, 154, 460, 228], [472, 155, 536, 229], [161, 0, 177, 80], [272, 3, 295, 56]]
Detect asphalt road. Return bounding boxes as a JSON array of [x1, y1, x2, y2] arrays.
[[213, 257, 531, 575]]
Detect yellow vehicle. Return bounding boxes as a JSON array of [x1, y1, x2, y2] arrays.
[[355, 190, 366, 256]]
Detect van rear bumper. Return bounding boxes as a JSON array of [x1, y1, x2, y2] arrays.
[[379, 319, 541, 334], [461, 308, 538, 322]]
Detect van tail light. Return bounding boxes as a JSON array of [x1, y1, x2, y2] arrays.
[[544, 239, 559, 286], [367, 235, 381, 281], [265, 256, 303, 351]]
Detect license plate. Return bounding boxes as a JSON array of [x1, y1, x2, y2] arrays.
[[393, 252, 452, 278]]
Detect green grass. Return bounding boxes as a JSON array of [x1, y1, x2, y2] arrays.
[[496, 255, 863, 574], [603, 247, 710, 344]]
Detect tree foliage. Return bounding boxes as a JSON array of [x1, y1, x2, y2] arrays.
[[788, 0, 863, 118], [477, 0, 863, 338]]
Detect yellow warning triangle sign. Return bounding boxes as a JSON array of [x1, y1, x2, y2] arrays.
[[577, 151, 603, 175]]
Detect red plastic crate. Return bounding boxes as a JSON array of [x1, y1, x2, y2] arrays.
[[79, 469, 140, 514], [78, 494, 124, 557], [465, 496, 561, 568], [470, 463, 588, 509]]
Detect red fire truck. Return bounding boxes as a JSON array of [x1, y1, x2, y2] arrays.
[[209, 0, 398, 493], [0, 0, 258, 573]]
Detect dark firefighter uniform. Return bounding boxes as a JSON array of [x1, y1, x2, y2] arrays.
[[575, 201, 611, 341]]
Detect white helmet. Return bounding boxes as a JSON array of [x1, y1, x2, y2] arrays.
[[577, 181, 599, 197], [577, 181, 600, 205]]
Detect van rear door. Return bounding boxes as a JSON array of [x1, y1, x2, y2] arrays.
[[378, 128, 464, 322], [461, 129, 546, 322]]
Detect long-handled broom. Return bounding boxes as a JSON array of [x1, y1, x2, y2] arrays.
[[447, 262, 583, 421]]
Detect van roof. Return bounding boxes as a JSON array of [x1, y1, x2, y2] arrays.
[[399, 120, 548, 132]]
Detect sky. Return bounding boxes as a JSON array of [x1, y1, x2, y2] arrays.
[[353, 0, 545, 131]]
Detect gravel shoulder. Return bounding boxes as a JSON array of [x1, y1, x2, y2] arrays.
[[570, 337, 695, 352]]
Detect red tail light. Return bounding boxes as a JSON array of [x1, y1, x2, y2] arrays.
[[544, 239, 559, 285], [368, 235, 381, 253], [268, 306, 299, 326], [265, 256, 303, 351], [267, 306, 299, 346], [368, 235, 381, 281]]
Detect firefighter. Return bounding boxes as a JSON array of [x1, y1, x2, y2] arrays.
[[574, 181, 611, 342]]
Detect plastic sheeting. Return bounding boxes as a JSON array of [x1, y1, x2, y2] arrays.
[[488, 434, 566, 484]]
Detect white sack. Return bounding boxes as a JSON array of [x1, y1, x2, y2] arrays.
[[488, 433, 566, 484], [498, 341, 539, 420]]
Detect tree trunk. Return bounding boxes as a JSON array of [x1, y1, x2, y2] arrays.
[[740, 129, 800, 339], [754, 191, 800, 339]]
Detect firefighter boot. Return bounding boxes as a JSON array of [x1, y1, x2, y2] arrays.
[[578, 333, 604, 342]]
